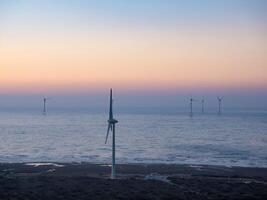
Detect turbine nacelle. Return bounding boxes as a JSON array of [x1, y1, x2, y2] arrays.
[[217, 97, 223, 101]]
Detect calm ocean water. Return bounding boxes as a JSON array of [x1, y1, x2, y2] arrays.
[[0, 107, 267, 167]]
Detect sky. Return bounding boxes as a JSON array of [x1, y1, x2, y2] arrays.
[[0, 0, 267, 108]]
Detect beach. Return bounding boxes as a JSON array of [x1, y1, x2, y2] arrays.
[[1, 162, 267, 199]]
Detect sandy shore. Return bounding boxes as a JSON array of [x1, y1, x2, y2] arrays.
[[0, 162, 267, 199]]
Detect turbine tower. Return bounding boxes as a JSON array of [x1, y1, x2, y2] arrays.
[[217, 97, 223, 115], [201, 99, 205, 114], [190, 98, 197, 116], [105, 89, 118, 179], [43, 97, 47, 115]]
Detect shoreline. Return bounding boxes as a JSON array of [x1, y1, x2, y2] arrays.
[[1, 162, 267, 199], [1, 162, 267, 178]]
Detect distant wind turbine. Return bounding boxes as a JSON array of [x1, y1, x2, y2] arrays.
[[190, 98, 197, 116], [217, 97, 223, 115], [105, 89, 118, 179], [43, 97, 50, 115]]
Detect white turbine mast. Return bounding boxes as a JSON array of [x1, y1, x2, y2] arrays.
[[190, 97, 197, 116], [105, 89, 118, 179], [217, 96, 223, 114], [43, 97, 51, 115]]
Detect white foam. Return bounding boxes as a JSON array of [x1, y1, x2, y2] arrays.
[[144, 173, 171, 183], [100, 164, 112, 167], [25, 163, 64, 167], [189, 165, 203, 171], [189, 165, 203, 168]]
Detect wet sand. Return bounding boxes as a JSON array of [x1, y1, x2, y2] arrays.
[[0, 162, 267, 199]]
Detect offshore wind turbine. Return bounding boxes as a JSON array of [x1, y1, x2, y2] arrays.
[[190, 98, 197, 116], [42, 97, 50, 115], [217, 97, 223, 115], [105, 89, 118, 179], [43, 97, 48, 115]]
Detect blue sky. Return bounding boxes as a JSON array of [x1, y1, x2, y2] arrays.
[[1, 0, 266, 27]]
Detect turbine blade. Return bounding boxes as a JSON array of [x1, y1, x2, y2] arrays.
[[105, 124, 112, 144], [109, 89, 113, 119]]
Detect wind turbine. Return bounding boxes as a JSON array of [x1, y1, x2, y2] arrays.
[[190, 98, 197, 116], [201, 99, 205, 114], [105, 89, 118, 179], [217, 97, 223, 115], [43, 97, 50, 115]]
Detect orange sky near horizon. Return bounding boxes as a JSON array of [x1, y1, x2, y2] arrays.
[[1, 29, 266, 93], [0, 1, 266, 94]]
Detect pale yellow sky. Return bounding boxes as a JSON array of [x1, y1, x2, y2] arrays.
[[1, 28, 266, 93]]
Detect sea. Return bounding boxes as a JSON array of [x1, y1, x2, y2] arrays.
[[0, 107, 267, 168]]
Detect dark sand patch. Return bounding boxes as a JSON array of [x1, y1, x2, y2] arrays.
[[0, 163, 267, 200]]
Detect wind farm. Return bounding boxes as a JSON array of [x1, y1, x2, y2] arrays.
[[0, 94, 267, 199], [0, 0, 267, 199]]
